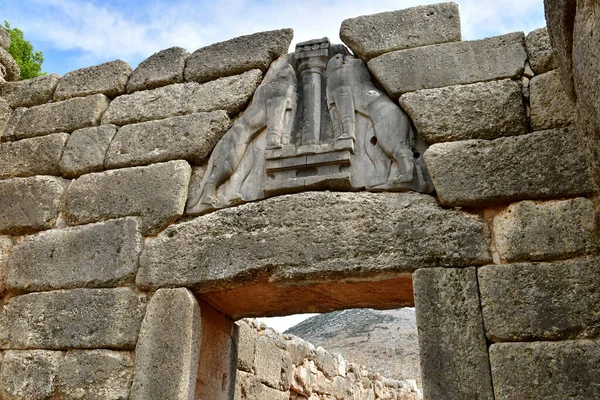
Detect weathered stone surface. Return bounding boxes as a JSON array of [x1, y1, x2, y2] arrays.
[[530, 69, 576, 130], [399, 79, 527, 143], [131, 288, 200, 400], [0, 47, 20, 82], [0, 236, 12, 296], [236, 321, 257, 373], [185, 29, 292, 84], [493, 198, 599, 262], [0, 288, 147, 349], [1, 107, 25, 142], [14, 94, 110, 139], [58, 350, 134, 400], [0, 74, 60, 108], [7, 217, 142, 293], [413, 267, 493, 400], [54, 60, 132, 101], [479, 256, 600, 341], [424, 127, 596, 206], [137, 192, 491, 291], [490, 340, 600, 399], [340, 2, 460, 60], [255, 335, 293, 390], [570, 1, 600, 190], [0, 132, 68, 180], [105, 111, 230, 168], [59, 125, 117, 178], [0, 350, 62, 400], [196, 301, 239, 399], [525, 27, 557, 74], [102, 70, 262, 126], [0, 98, 11, 138], [369, 32, 527, 98], [235, 371, 289, 400], [544, 0, 577, 98], [0, 26, 10, 50], [314, 346, 337, 379], [127, 47, 189, 93], [64, 160, 191, 235], [0, 176, 67, 235]]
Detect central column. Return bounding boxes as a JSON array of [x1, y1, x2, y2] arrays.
[[295, 38, 330, 145]]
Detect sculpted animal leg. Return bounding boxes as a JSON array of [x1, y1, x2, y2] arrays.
[[266, 96, 291, 149], [370, 100, 415, 182], [333, 89, 356, 140], [196, 110, 266, 207]]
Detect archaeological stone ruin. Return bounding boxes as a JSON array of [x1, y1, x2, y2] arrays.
[[1, 0, 600, 399]]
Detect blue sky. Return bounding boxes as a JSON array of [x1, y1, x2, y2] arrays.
[[3, 0, 546, 77]]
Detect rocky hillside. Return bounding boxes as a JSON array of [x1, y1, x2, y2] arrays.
[[285, 308, 421, 387]]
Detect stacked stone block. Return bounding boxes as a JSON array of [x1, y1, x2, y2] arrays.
[[0, 27, 292, 399], [0, 2, 598, 399], [235, 320, 422, 400], [339, 3, 600, 400]]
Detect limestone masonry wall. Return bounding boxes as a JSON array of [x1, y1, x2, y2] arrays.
[[235, 319, 421, 399], [0, 1, 599, 399]]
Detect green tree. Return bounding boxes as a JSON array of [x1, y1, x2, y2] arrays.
[[4, 21, 45, 80]]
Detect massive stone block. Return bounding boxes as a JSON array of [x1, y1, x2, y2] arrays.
[[0, 132, 68, 180], [235, 371, 290, 400], [196, 301, 239, 399], [0, 350, 62, 400], [64, 160, 191, 235], [0, 26, 9, 49], [413, 267, 493, 400], [340, 2, 461, 60], [0, 98, 10, 140], [0, 176, 67, 235], [493, 198, 599, 262], [7, 217, 143, 293], [399, 79, 527, 143], [543, 0, 577, 98], [184, 29, 293, 83], [490, 340, 600, 399], [525, 27, 556, 74], [478, 256, 600, 342], [58, 350, 134, 400], [0, 236, 12, 296], [102, 70, 262, 126], [131, 288, 200, 400], [255, 335, 293, 390], [0, 74, 60, 108], [0, 47, 20, 82], [127, 47, 189, 93], [59, 125, 118, 178], [571, 1, 600, 189], [424, 127, 596, 206], [530, 69, 576, 130], [1, 107, 26, 143], [236, 320, 257, 373], [54, 60, 132, 101], [0, 288, 147, 349], [14, 94, 110, 139], [105, 111, 231, 168], [368, 32, 527, 98], [137, 192, 491, 291]]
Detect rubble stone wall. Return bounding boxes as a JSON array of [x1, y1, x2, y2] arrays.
[[0, 2, 598, 399], [234, 319, 422, 400]]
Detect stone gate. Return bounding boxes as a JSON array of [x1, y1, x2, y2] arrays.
[[0, 1, 599, 399]]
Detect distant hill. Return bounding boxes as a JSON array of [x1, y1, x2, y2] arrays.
[[285, 308, 421, 387]]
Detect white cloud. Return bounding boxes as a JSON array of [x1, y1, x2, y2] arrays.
[[6, 0, 546, 73]]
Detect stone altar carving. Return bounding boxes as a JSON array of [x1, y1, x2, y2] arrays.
[[187, 38, 432, 215]]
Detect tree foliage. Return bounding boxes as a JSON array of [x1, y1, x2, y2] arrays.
[[4, 21, 45, 80]]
